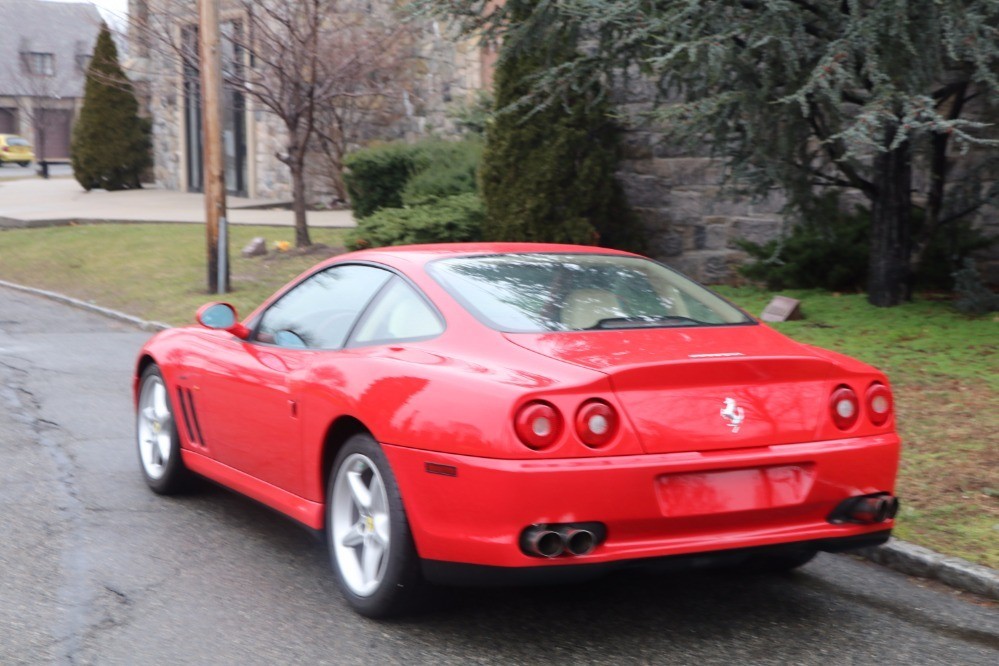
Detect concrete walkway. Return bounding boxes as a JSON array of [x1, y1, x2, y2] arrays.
[[0, 176, 355, 228]]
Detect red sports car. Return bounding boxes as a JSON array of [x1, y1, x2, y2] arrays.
[[134, 243, 900, 617]]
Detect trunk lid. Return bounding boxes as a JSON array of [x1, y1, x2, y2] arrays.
[[505, 325, 837, 453]]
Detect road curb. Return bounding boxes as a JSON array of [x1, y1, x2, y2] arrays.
[[0, 280, 171, 332], [1, 279, 997, 601], [857, 538, 999, 600]]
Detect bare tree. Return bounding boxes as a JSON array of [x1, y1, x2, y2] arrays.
[[310, 13, 420, 204], [129, 0, 421, 247]]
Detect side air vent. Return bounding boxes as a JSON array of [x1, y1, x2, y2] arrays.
[[176, 387, 206, 447]]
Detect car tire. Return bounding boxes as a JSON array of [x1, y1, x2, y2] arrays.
[[327, 433, 425, 618], [16, 161, 29, 167], [136, 364, 190, 494]]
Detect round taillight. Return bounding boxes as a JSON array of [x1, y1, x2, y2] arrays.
[[866, 383, 893, 426], [830, 386, 859, 430], [514, 401, 562, 450], [575, 400, 618, 448]]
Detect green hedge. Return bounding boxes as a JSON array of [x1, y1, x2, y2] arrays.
[[737, 192, 995, 292], [342, 143, 417, 218], [343, 138, 482, 218], [736, 194, 869, 292], [345, 193, 485, 250]]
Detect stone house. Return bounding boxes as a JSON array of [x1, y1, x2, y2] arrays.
[[0, 0, 103, 161], [127, 0, 494, 202]]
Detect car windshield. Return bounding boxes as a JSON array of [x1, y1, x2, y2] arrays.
[[6, 137, 29, 147], [428, 253, 753, 333]]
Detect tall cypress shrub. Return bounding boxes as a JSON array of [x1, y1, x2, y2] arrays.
[[71, 24, 151, 191], [480, 1, 638, 249]]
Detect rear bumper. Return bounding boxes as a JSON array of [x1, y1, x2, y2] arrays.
[[421, 531, 891, 586], [383, 434, 900, 570]]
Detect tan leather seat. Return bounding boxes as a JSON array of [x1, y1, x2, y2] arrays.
[[562, 289, 624, 329]]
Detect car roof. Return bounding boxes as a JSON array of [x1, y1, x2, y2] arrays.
[[328, 242, 640, 270]]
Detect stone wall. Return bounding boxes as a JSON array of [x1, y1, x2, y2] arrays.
[[612, 84, 998, 285], [617, 153, 786, 283]]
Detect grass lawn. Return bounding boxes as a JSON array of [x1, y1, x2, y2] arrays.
[[716, 287, 998, 568], [1, 223, 996, 568], [0, 223, 347, 325]]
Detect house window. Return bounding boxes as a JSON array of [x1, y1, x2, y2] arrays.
[[181, 21, 248, 196], [76, 54, 92, 73], [25, 52, 55, 76]]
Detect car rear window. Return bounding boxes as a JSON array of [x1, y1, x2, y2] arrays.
[[428, 253, 753, 333], [7, 137, 29, 146]]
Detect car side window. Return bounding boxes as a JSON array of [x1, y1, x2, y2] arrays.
[[349, 277, 444, 346], [256, 265, 392, 349]]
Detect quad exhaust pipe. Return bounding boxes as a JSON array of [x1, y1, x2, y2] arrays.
[[521, 523, 604, 558], [522, 526, 565, 558], [828, 493, 899, 525], [558, 526, 597, 556]]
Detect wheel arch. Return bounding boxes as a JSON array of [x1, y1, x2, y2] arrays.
[[136, 353, 157, 377], [320, 415, 374, 498], [134, 353, 158, 405]]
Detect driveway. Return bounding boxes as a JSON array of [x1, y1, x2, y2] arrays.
[[0, 286, 996, 664], [0, 176, 354, 228]]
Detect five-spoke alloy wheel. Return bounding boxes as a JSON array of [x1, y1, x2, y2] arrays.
[[328, 433, 423, 617], [331, 452, 392, 596], [136, 364, 189, 494]]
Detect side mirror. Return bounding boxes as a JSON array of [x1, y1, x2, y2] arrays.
[[196, 302, 250, 339]]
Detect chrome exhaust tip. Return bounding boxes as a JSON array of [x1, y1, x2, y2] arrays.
[[522, 526, 565, 558], [558, 527, 597, 556], [828, 493, 900, 524]]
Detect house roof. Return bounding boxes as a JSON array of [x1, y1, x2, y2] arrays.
[[0, 0, 103, 98]]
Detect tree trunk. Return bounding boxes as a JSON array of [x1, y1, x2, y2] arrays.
[[867, 125, 912, 307]]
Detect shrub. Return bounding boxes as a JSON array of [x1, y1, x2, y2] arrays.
[[953, 259, 999, 314], [343, 143, 420, 218], [737, 191, 996, 292], [479, 3, 640, 250], [344, 138, 482, 217], [913, 214, 996, 290], [736, 193, 869, 291], [71, 24, 151, 191], [401, 141, 482, 206], [345, 193, 485, 250]]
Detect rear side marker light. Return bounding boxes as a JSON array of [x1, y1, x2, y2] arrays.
[[866, 383, 893, 426], [575, 400, 618, 448], [830, 386, 859, 430], [515, 401, 563, 450], [424, 462, 457, 477]]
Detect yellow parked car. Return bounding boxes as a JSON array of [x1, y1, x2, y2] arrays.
[[0, 134, 35, 167]]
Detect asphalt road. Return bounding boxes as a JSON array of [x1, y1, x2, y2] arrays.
[[1, 285, 997, 665]]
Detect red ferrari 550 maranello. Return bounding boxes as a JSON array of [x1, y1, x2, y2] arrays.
[[134, 243, 900, 617]]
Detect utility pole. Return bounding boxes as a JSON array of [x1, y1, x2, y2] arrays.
[[198, 0, 229, 293]]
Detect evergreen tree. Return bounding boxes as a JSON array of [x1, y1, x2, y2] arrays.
[[71, 24, 151, 191], [479, 0, 638, 249], [424, 0, 999, 306]]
